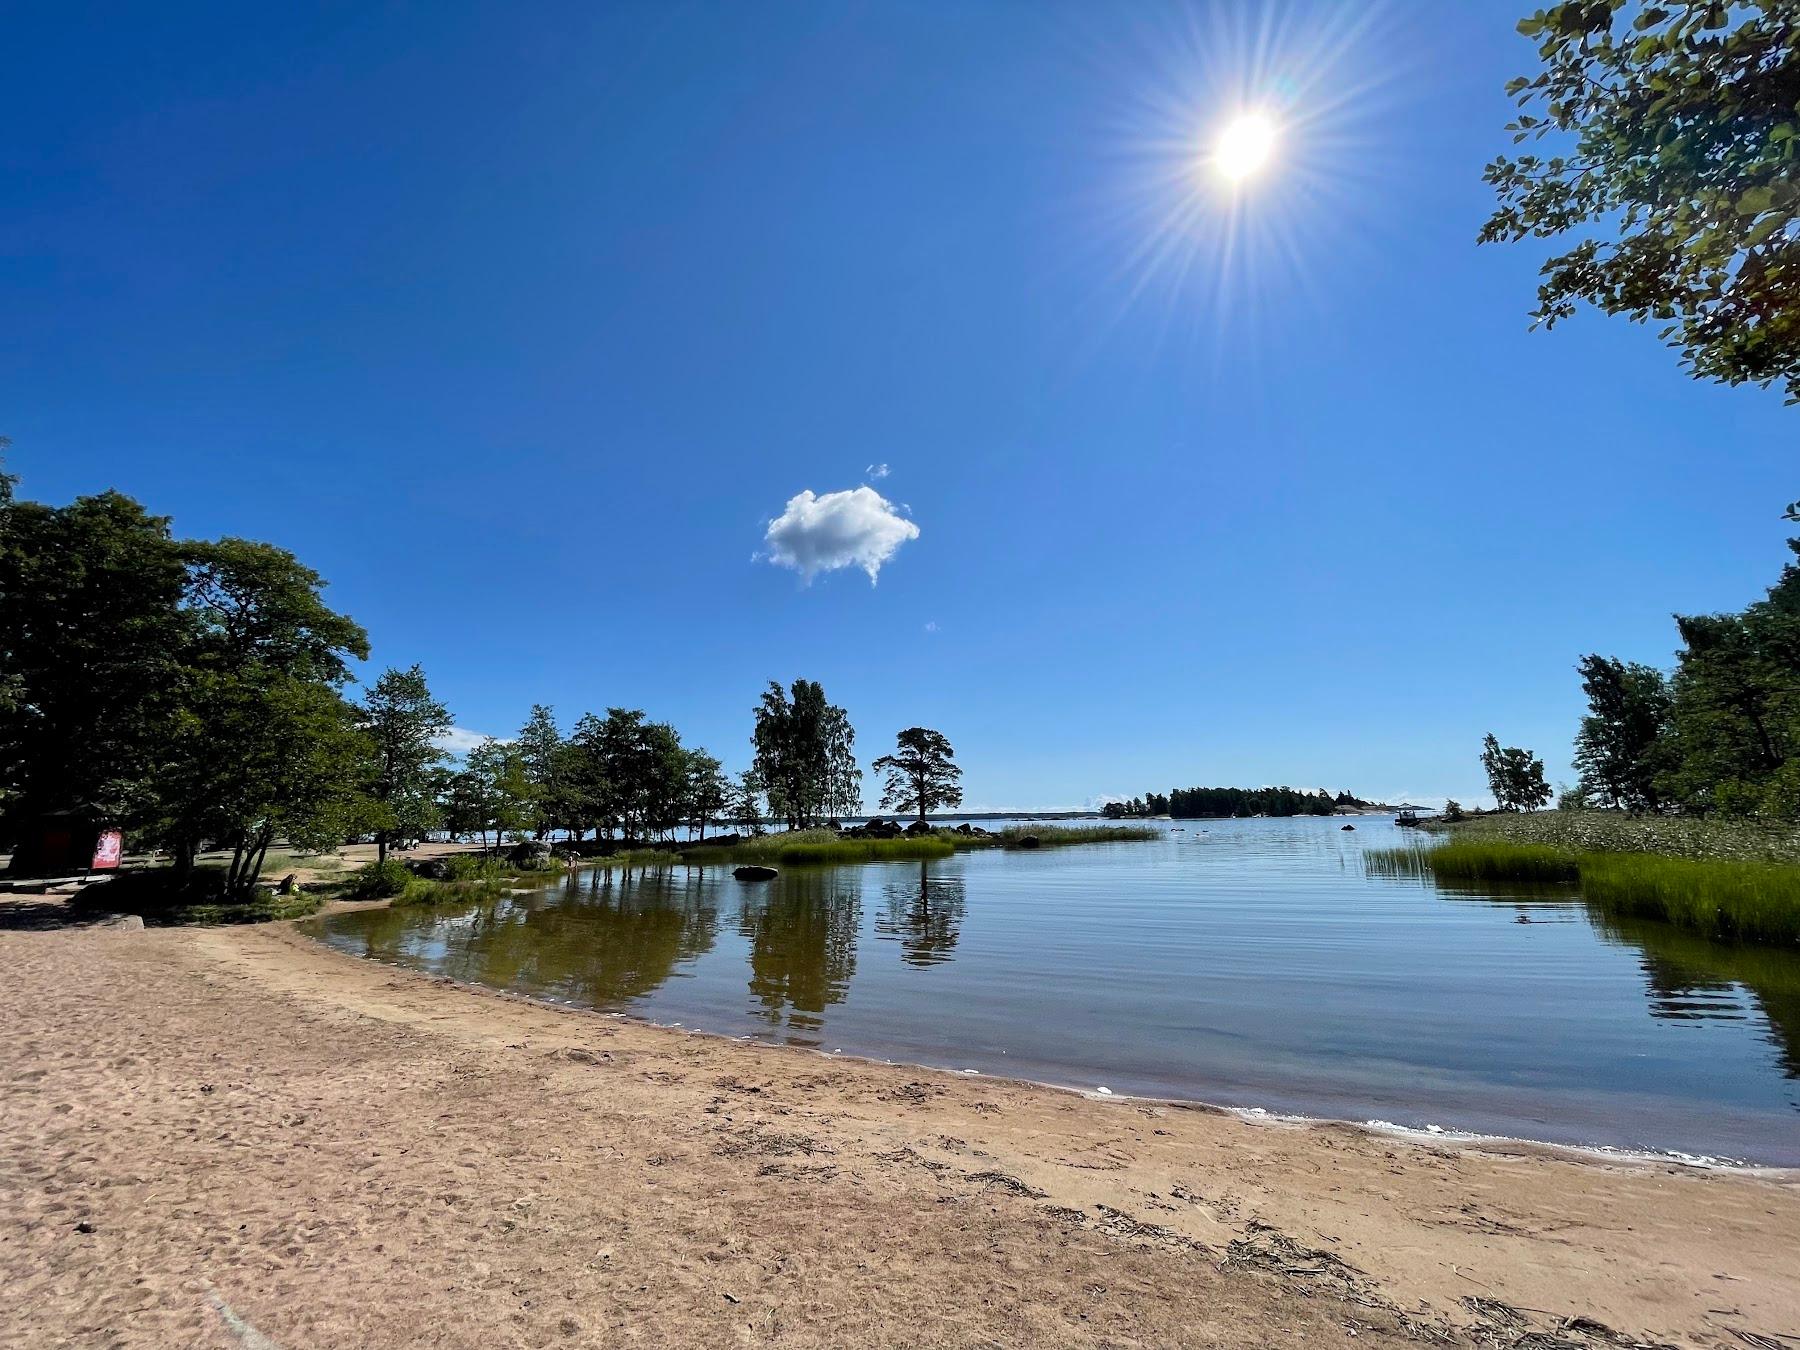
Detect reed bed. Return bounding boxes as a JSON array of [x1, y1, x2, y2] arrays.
[[1367, 840, 1800, 945], [1424, 809, 1800, 865], [1577, 853, 1800, 945]]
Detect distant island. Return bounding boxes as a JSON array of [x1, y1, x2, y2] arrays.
[[1103, 788, 1385, 819]]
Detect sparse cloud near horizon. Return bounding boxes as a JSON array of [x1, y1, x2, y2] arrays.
[[433, 726, 503, 754], [763, 486, 919, 585]]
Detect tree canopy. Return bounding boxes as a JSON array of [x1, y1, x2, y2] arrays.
[[361, 665, 451, 860], [1572, 654, 1672, 810], [872, 727, 963, 825], [1483, 2, 1800, 400], [1481, 733, 1554, 812], [752, 680, 859, 829]]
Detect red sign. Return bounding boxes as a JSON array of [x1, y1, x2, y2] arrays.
[[91, 830, 123, 871]]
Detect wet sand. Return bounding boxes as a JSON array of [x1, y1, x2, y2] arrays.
[[3, 908, 1797, 1348]]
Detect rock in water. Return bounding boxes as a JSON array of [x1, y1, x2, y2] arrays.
[[1015, 834, 1041, 849], [733, 865, 779, 882], [1341, 824, 1356, 831]]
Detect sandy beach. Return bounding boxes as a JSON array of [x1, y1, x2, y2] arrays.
[[4, 904, 1797, 1349]]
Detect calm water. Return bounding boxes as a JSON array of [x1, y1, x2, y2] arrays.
[[306, 818, 1800, 1165]]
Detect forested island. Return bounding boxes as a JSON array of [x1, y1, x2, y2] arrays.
[[1103, 787, 1365, 819]]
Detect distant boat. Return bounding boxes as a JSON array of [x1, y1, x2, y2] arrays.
[[1393, 805, 1432, 827]]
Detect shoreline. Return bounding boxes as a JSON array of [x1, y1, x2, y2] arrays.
[[313, 896, 1800, 1175], [344, 938, 1800, 1179], [6, 907, 1799, 1347]]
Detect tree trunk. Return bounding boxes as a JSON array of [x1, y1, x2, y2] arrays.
[[377, 829, 389, 864]]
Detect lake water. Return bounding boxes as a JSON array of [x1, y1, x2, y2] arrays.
[[305, 817, 1800, 1166]]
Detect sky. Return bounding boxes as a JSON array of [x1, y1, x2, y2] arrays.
[[3, 1, 1794, 810]]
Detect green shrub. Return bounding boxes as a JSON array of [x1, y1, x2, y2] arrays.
[[348, 859, 415, 899]]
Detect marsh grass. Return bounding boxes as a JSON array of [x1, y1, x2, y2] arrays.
[[1578, 853, 1800, 945], [1368, 840, 1800, 945], [1367, 840, 1581, 884], [1427, 810, 1800, 865]]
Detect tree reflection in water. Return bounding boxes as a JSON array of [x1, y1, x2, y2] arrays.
[[337, 864, 719, 1005], [1593, 911, 1800, 1080], [735, 868, 861, 1040], [874, 860, 966, 968], [1432, 881, 1800, 1082]]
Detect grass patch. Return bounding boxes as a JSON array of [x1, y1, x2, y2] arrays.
[[1367, 840, 1580, 884], [687, 830, 954, 866], [1578, 853, 1800, 945], [586, 849, 684, 868], [1368, 839, 1800, 946], [1426, 809, 1800, 865]]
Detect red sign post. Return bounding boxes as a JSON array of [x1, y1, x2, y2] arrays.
[[90, 829, 123, 871]]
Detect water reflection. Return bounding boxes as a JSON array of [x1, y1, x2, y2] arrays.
[[332, 863, 719, 1005], [874, 861, 967, 967], [1432, 879, 1800, 1082], [1596, 912, 1800, 1081], [736, 868, 861, 1039], [306, 823, 1800, 1161]]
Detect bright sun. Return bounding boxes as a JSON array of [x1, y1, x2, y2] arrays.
[[1213, 112, 1278, 182]]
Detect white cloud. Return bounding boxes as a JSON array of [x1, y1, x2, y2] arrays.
[[865, 462, 890, 479], [923, 620, 939, 633], [433, 726, 503, 754], [763, 486, 919, 585]]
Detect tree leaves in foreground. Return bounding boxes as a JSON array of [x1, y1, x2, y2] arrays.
[[1483, 3, 1800, 400], [872, 727, 964, 826]]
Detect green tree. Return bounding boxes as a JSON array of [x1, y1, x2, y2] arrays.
[[457, 738, 532, 848], [751, 679, 853, 829], [730, 768, 764, 835], [1481, 733, 1553, 812], [1483, 3, 1800, 400], [162, 538, 373, 891], [515, 704, 566, 838], [0, 489, 192, 858], [684, 749, 729, 842], [1572, 654, 1673, 811], [822, 704, 862, 821], [872, 727, 964, 827], [360, 665, 451, 861]]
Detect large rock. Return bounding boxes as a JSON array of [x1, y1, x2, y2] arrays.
[[849, 817, 903, 839], [1013, 834, 1041, 849], [904, 820, 934, 836], [733, 865, 779, 882], [508, 840, 554, 867], [407, 857, 453, 880]]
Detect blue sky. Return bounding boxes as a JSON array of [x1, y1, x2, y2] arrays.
[[4, 2, 1793, 809]]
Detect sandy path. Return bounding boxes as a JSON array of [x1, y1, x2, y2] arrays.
[[2, 917, 1796, 1348]]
